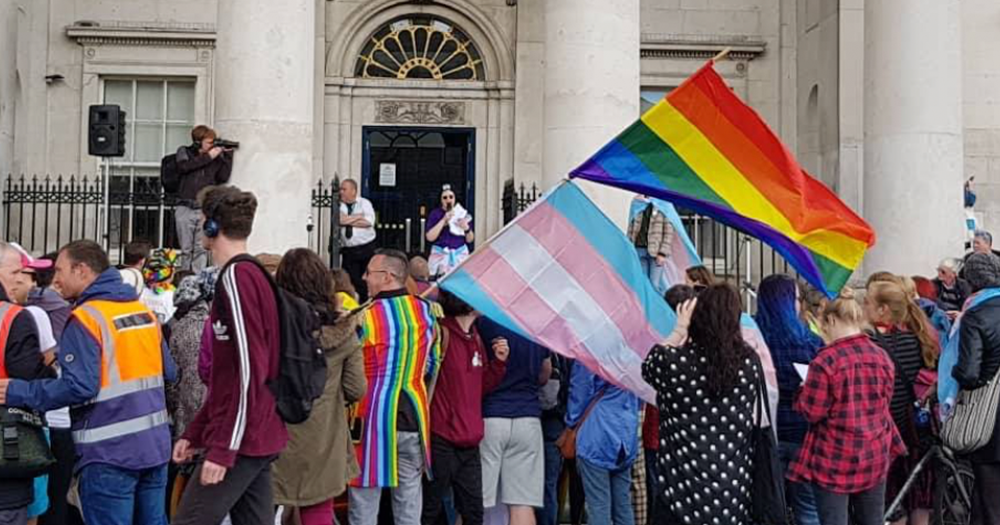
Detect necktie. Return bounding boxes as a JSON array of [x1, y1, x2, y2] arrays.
[[345, 202, 355, 239]]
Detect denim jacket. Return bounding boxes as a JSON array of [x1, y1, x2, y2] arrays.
[[566, 363, 639, 470]]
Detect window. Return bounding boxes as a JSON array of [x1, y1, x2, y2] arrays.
[[355, 15, 485, 81], [102, 78, 195, 247], [641, 89, 674, 113]]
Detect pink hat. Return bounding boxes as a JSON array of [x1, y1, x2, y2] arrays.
[[9, 243, 53, 271]]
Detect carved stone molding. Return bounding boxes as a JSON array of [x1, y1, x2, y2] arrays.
[[66, 21, 216, 49], [375, 101, 466, 124], [640, 34, 766, 61]]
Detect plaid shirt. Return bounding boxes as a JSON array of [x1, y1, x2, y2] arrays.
[[787, 334, 907, 493]]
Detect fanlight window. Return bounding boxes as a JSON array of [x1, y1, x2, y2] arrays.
[[355, 16, 485, 81]]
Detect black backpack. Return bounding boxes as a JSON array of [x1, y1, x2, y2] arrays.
[[222, 255, 328, 425], [160, 151, 180, 194]]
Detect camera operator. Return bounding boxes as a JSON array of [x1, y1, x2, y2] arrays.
[[174, 125, 233, 271]]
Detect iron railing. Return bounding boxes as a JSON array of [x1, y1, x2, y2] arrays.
[[2, 174, 342, 266], [4, 174, 796, 302]]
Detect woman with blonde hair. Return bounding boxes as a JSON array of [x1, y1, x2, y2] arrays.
[[788, 288, 903, 525], [864, 280, 939, 525], [331, 267, 360, 310]]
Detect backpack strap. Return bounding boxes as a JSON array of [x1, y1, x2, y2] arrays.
[[440, 323, 451, 360], [572, 380, 609, 432], [218, 254, 280, 312]]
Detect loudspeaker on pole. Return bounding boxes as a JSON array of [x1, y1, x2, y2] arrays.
[[88, 104, 127, 157]]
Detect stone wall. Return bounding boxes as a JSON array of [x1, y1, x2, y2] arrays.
[[7, 0, 1000, 256], [639, 0, 790, 136], [7, 0, 220, 176], [963, 0, 1000, 241]]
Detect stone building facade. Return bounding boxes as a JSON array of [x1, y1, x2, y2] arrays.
[[0, 0, 993, 276]]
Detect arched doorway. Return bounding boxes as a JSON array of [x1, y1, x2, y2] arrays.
[[323, 1, 516, 249], [353, 14, 483, 254], [362, 126, 475, 254]]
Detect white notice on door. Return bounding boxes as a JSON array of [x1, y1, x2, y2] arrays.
[[379, 163, 397, 187]]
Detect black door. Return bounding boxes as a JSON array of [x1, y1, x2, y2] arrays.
[[362, 127, 475, 256]]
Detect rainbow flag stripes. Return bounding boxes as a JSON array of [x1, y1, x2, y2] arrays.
[[352, 294, 441, 488], [572, 62, 875, 296]]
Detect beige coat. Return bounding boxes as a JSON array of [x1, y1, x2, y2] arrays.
[[627, 204, 675, 258], [272, 316, 367, 506]]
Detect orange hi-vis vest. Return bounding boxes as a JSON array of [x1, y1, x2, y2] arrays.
[[70, 299, 169, 449], [0, 302, 24, 379]]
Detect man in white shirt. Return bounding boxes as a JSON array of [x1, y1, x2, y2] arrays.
[[339, 178, 377, 301]]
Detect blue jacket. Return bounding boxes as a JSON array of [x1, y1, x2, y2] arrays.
[[566, 363, 638, 470], [920, 298, 952, 350], [7, 269, 176, 470]]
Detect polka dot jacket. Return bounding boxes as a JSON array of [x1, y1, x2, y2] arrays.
[[642, 343, 761, 525]]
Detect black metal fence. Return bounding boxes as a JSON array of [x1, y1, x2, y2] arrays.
[[499, 180, 793, 303], [2, 174, 342, 265], [309, 177, 341, 265], [4, 174, 794, 298]]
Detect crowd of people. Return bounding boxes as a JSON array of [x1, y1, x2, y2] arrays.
[[0, 127, 997, 525]]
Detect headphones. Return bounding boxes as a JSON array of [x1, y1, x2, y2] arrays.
[[203, 200, 221, 238]]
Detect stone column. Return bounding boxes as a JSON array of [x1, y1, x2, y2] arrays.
[[544, 0, 640, 228], [0, 0, 16, 178], [214, 0, 315, 253], [863, 0, 964, 275]]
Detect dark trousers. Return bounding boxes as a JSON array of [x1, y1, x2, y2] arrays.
[[538, 433, 563, 525], [813, 481, 886, 525], [565, 459, 586, 525], [644, 449, 668, 525], [972, 461, 1000, 525], [422, 436, 483, 525], [39, 428, 81, 525], [171, 455, 276, 525], [341, 241, 377, 302]]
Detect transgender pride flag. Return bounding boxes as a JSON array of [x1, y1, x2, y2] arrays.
[[439, 181, 676, 402]]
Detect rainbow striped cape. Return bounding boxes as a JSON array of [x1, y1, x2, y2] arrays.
[[351, 293, 441, 488], [571, 62, 875, 297]]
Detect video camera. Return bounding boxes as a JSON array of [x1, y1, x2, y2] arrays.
[[215, 138, 240, 149]]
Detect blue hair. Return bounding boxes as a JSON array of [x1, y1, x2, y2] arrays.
[[754, 274, 817, 351]]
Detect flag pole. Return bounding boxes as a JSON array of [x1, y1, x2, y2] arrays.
[[711, 47, 732, 64]]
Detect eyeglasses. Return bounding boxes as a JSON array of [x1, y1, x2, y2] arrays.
[[364, 269, 390, 277]]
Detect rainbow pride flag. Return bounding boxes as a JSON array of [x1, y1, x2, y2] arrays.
[[571, 62, 875, 296]]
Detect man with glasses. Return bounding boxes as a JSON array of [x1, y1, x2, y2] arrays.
[[0, 242, 51, 525], [349, 249, 441, 525]]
